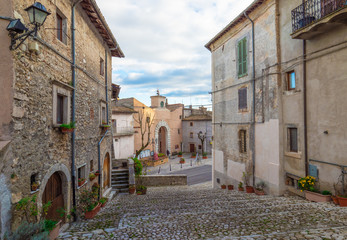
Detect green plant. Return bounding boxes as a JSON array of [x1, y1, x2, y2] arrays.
[[56, 207, 74, 220], [321, 190, 332, 195], [59, 121, 76, 129], [158, 153, 165, 157], [202, 152, 207, 157], [78, 178, 85, 183], [133, 157, 143, 177], [238, 182, 243, 188], [78, 188, 99, 213], [99, 197, 108, 204], [89, 173, 96, 180], [178, 151, 182, 155], [191, 152, 196, 156], [242, 172, 251, 186], [5, 221, 49, 240], [298, 176, 316, 192], [43, 219, 58, 232], [255, 181, 266, 191], [11, 173, 17, 179], [137, 185, 147, 191]]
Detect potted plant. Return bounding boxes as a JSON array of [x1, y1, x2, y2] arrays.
[[202, 152, 208, 159], [89, 173, 96, 181], [60, 121, 76, 133], [78, 187, 100, 219], [101, 121, 111, 130], [129, 185, 136, 194], [136, 185, 147, 195], [337, 195, 347, 207], [221, 184, 226, 189], [31, 182, 39, 191], [99, 197, 108, 208], [44, 219, 62, 240], [191, 152, 196, 158], [238, 182, 244, 191], [136, 191, 142, 195], [178, 151, 183, 157], [179, 158, 185, 164], [78, 178, 86, 187], [94, 170, 100, 176], [227, 184, 234, 190], [243, 172, 254, 193], [255, 181, 266, 195], [298, 176, 332, 202]]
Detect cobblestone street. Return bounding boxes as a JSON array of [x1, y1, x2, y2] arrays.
[[59, 182, 347, 240]]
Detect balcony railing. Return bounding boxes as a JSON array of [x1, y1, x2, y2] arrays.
[[292, 0, 347, 32], [113, 126, 134, 136]]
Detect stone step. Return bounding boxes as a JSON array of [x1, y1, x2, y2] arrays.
[[112, 183, 129, 188]]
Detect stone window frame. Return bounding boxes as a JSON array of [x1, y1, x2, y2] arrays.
[[285, 124, 302, 159], [56, 8, 67, 44], [52, 80, 73, 127], [287, 70, 296, 91], [238, 86, 248, 112], [100, 101, 107, 126], [238, 129, 247, 154], [100, 57, 105, 76], [77, 163, 87, 189]]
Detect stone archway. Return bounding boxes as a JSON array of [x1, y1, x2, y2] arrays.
[[154, 121, 171, 154], [38, 164, 71, 221]]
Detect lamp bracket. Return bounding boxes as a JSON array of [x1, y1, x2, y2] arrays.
[[9, 29, 35, 50]]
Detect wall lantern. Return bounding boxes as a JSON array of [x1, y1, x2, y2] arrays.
[[6, 2, 50, 50]]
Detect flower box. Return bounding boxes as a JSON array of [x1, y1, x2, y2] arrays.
[[227, 185, 234, 190], [85, 203, 101, 219], [304, 191, 331, 202], [61, 127, 74, 133], [203, 156, 208, 159], [245, 186, 254, 193], [238, 187, 244, 191], [337, 196, 347, 207], [49, 220, 62, 240], [221, 185, 226, 189]]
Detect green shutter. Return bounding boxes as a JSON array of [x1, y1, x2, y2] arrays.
[[238, 38, 247, 77], [238, 41, 242, 76]]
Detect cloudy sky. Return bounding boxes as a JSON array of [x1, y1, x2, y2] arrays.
[[97, 0, 254, 107]]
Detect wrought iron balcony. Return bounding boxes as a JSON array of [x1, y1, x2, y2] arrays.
[[292, 0, 347, 38]]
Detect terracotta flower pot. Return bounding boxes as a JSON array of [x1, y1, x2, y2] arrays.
[[137, 192, 142, 195], [238, 187, 244, 191], [254, 189, 265, 195], [178, 155, 182, 157], [89, 176, 96, 181], [221, 185, 226, 189], [331, 195, 339, 205], [61, 128, 74, 133], [78, 180, 85, 187], [85, 203, 101, 219], [246, 186, 254, 193], [304, 191, 331, 202], [49, 220, 62, 240], [337, 196, 347, 207], [203, 156, 208, 159], [95, 172, 100, 176], [179, 160, 185, 164], [227, 185, 234, 190], [31, 185, 38, 191], [129, 187, 136, 194]]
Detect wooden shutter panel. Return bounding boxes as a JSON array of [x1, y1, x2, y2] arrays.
[[238, 88, 247, 110], [289, 128, 298, 152], [242, 38, 247, 74], [238, 41, 242, 76]]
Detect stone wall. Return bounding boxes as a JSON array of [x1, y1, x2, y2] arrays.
[[139, 175, 187, 187]]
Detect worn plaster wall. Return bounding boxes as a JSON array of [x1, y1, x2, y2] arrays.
[[112, 112, 135, 159], [182, 120, 212, 154]]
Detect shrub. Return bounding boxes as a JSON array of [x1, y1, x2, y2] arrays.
[[158, 153, 165, 157], [321, 190, 332, 195], [191, 152, 196, 156], [238, 182, 243, 188], [99, 197, 108, 204], [202, 152, 207, 157], [133, 157, 143, 176], [59, 121, 76, 129], [298, 176, 316, 192], [43, 219, 58, 232], [178, 151, 183, 155]]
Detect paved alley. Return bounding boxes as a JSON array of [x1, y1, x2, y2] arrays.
[[59, 182, 347, 240]]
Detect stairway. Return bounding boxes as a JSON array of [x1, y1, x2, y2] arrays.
[[111, 168, 129, 194]]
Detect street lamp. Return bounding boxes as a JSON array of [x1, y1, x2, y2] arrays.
[[6, 2, 50, 50]]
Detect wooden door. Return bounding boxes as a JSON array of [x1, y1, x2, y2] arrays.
[[190, 144, 195, 153], [43, 172, 64, 221], [103, 154, 110, 189]]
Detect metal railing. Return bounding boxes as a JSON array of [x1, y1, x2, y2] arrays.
[[292, 0, 347, 32]]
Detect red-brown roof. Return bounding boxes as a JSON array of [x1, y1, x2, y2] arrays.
[[112, 106, 137, 114], [183, 114, 212, 121], [80, 0, 124, 57]]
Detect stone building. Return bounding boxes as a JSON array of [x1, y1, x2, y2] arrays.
[[206, 0, 347, 196], [115, 93, 183, 157], [0, 0, 123, 234], [182, 106, 212, 154]]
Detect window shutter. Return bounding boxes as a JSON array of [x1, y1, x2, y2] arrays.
[[238, 88, 247, 110], [238, 41, 242, 76], [242, 38, 247, 74], [289, 128, 298, 152]]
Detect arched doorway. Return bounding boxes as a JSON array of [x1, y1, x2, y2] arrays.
[[103, 153, 110, 189], [154, 120, 171, 154], [42, 172, 64, 221], [159, 126, 167, 154]]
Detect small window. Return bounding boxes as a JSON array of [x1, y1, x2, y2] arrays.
[[77, 165, 86, 181], [190, 132, 193, 138], [190, 122, 194, 127], [237, 37, 248, 77], [179, 115, 182, 119], [30, 173, 38, 192], [100, 58, 105, 76], [288, 127, 298, 152], [102, 107, 106, 123], [239, 130, 247, 153], [56, 10, 67, 44], [100, 102, 107, 125], [178, 129, 180, 134], [198, 145, 202, 150], [56, 94, 65, 124], [53, 83, 71, 126], [238, 87, 247, 110], [90, 160, 94, 172], [287, 71, 296, 90]]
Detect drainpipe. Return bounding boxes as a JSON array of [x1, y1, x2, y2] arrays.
[[105, 49, 109, 122], [244, 12, 256, 186], [303, 39, 308, 176]]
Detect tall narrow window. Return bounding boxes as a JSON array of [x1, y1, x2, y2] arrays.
[[238, 87, 247, 110], [190, 122, 194, 127], [287, 71, 296, 90], [100, 58, 105, 76], [190, 132, 193, 138], [57, 94, 64, 124], [102, 106, 106, 124], [238, 37, 248, 77], [289, 128, 298, 152], [239, 130, 247, 153], [57, 14, 63, 42], [90, 160, 94, 172]]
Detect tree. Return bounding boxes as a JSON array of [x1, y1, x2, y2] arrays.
[[134, 107, 155, 159], [197, 131, 206, 154]]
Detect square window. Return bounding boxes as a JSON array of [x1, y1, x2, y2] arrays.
[[288, 128, 298, 152], [190, 122, 193, 127], [239, 130, 247, 153], [100, 58, 105, 76], [238, 87, 247, 110], [287, 71, 296, 90]]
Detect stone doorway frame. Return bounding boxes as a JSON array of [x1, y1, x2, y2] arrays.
[[154, 120, 171, 154]]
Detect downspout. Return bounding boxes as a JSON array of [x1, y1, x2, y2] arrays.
[[97, 49, 110, 200], [303, 39, 308, 176], [244, 12, 256, 186]]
